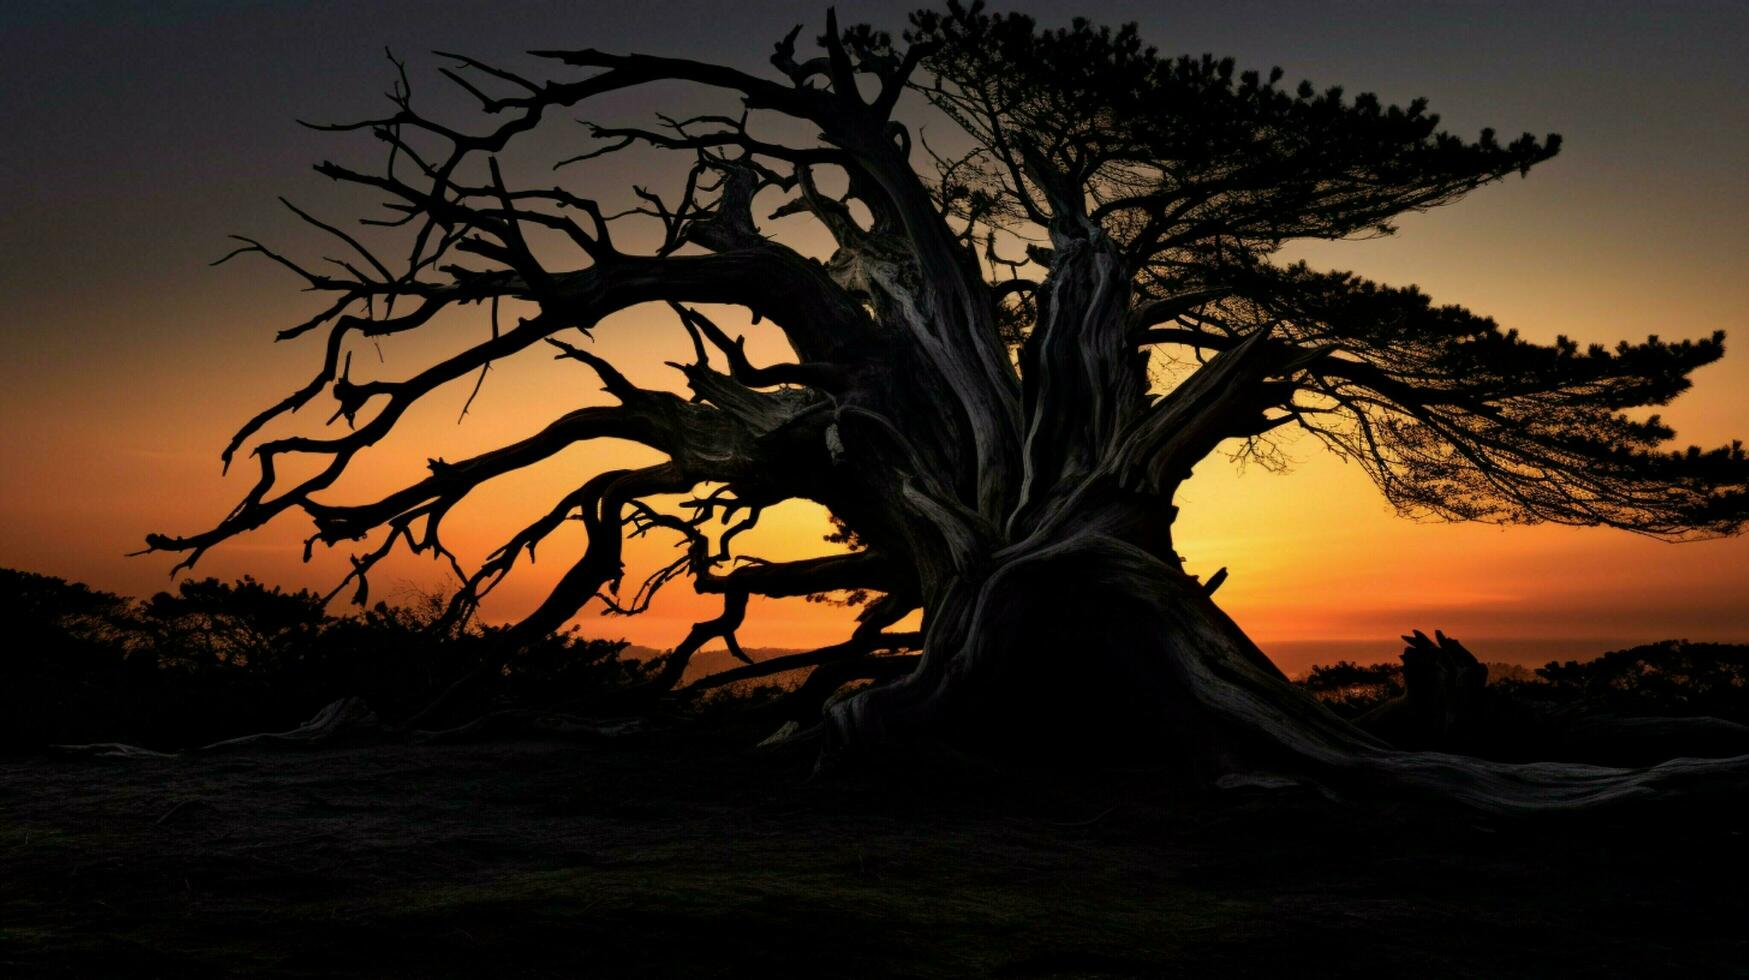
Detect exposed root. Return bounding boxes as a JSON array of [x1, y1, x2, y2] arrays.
[[412, 710, 660, 745], [200, 697, 383, 752]]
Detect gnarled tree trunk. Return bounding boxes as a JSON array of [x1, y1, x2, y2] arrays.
[[816, 230, 1749, 812], [824, 519, 1749, 811]]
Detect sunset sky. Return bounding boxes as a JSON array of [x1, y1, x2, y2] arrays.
[[3, 0, 1745, 674]]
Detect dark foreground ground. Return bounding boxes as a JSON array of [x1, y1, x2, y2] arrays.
[[3, 728, 1746, 978]]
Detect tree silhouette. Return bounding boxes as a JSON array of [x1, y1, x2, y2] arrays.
[[148, 3, 1749, 808]]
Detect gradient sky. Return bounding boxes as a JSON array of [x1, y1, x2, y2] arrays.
[[3, 1, 1746, 674]]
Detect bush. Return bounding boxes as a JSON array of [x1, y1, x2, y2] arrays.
[[0, 569, 646, 750], [1296, 641, 1749, 726], [1297, 661, 1403, 715], [1532, 640, 1749, 719]]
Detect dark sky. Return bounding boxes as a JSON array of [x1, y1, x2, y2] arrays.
[[5, 0, 1744, 317], [3, 1, 1746, 664]]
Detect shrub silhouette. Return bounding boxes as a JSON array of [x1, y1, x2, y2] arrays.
[[1297, 661, 1406, 715], [1530, 641, 1749, 719], [0, 568, 644, 750], [1296, 642, 1749, 728]]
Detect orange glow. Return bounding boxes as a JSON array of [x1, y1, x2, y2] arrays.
[[3, 7, 1745, 675], [7, 216, 1745, 675]]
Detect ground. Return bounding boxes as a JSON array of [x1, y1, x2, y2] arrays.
[[3, 728, 1745, 978]]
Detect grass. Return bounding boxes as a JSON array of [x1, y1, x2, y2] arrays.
[[3, 730, 1745, 977]]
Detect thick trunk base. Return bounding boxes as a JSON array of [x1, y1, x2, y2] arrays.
[[824, 533, 1749, 812]]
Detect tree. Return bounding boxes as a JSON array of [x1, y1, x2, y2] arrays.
[[147, 3, 1749, 809]]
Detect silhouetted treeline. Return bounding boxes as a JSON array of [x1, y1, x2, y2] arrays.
[[1300, 642, 1749, 724], [7, 566, 1746, 751], [1, 568, 645, 750]]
